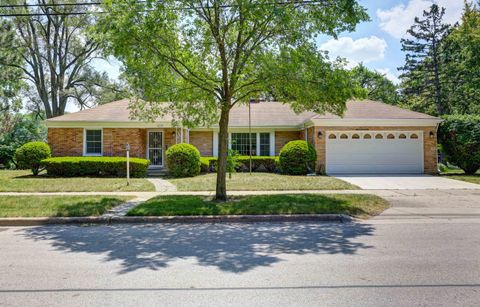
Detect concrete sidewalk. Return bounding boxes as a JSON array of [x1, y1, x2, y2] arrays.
[[0, 189, 397, 198]]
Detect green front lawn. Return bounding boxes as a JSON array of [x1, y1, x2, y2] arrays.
[[127, 194, 388, 219], [167, 173, 359, 191], [0, 196, 132, 217], [440, 166, 480, 185], [443, 174, 480, 185], [0, 170, 155, 192]]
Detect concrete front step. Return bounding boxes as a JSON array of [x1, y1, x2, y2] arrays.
[[147, 167, 168, 177]]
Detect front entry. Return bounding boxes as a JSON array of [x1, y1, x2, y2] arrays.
[[147, 131, 163, 167]]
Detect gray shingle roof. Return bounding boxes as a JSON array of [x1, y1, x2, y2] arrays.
[[46, 98, 439, 127], [314, 99, 439, 120]]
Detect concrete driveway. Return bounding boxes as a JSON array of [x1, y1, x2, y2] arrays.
[[333, 174, 480, 190]]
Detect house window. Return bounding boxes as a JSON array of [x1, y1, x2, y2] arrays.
[[231, 133, 256, 156], [259, 133, 271, 156], [85, 129, 102, 155], [229, 132, 271, 156]]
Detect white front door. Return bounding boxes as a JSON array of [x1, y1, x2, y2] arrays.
[[326, 131, 423, 174], [147, 131, 163, 167]]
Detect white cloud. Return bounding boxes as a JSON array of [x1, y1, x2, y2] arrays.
[[377, 0, 464, 39], [376, 68, 400, 85], [320, 36, 387, 68]]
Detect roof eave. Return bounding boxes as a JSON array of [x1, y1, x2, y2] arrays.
[[311, 118, 443, 127], [45, 121, 173, 128]]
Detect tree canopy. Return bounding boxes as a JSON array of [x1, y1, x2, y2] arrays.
[[0, 19, 23, 113], [1, 0, 121, 118], [97, 0, 369, 200], [442, 2, 480, 115], [350, 64, 399, 105]]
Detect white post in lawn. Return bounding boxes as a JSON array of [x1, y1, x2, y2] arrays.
[[126, 143, 130, 186]]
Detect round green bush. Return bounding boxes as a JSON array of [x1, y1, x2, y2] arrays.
[[15, 141, 51, 175], [279, 140, 317, 175], [165, 143, 201, 177]]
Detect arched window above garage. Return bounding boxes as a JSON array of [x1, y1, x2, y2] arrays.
[[328, 134, 336, 139], [387, 134, 395, 139], [363, 134, 372, 139], [352, 134, 360, 139], [410, 134, 419, 139], [375, 134, 383, 139], [340, 134, 348, 139]]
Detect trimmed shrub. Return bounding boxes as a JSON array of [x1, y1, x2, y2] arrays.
[[202, 156, 278, 173], [165, 143, 201, 177], [279, 140, 317, 175], [15, 141, 51, 175], [41, 156, 149, 177], [200, 157, 215, 172], [438, 115, 480, 175]]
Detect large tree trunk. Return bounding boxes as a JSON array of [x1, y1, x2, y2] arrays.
[[215, 105, 230, 201]]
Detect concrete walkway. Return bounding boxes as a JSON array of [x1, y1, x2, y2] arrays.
[[334, 174, 480, 190], [147, 178, 177, 192]]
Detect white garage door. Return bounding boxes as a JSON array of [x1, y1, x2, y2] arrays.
[[326, 131, 423, 174]]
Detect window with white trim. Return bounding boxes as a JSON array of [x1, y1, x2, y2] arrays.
[[259, 133, 270, 156], [85, 129, 102, 155], [231, 133, 256, 156]]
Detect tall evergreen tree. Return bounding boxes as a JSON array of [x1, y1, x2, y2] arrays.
[[399, 4, 451, 115]]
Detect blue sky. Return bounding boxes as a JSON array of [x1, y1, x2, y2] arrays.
[[92, 0, 465, 86], [316, 0, 464, 83]]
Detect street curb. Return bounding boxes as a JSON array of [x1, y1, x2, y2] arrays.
[[0, 214, 353, 226]]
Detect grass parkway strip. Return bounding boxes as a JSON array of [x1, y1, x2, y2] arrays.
[[0, 196, 133, 217], [126, 194, 389, 219]]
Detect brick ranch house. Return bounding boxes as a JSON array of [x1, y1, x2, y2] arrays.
[[46, 99, 442, 174]]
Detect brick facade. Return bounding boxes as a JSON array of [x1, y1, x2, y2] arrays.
[[275, 131, 302, 155], [48, 128, 83, 156], [48, 125, 438, 174], [189, 131, 213, 156], [311, 126, 438, 174], [103, 128, 146, 158]]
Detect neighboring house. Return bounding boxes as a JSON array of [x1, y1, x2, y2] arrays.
[[45, 99, 442, 174]]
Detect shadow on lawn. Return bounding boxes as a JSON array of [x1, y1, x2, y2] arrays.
[[20, 222, 375, 274]]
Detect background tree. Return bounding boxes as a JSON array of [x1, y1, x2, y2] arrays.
[[0, 19, 23, 114], [350, 64, 399, 105], [442, 1, 480, 115], [2, 0, 118, 118], [0, 113, 47, 168], [98, 0, 368, 200], [399, 4, 451, 115]]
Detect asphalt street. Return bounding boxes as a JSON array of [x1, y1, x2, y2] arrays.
[[1, 190, 480, 306]]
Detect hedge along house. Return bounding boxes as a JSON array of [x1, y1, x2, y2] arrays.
[[45, 98, 442, 174]]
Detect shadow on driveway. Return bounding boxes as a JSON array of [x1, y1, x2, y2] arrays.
[[19, 222, 375, 274]]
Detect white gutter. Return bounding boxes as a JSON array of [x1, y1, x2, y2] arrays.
[[311, 118, 443, 127]]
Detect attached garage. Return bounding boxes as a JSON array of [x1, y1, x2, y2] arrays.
[[325, 131, 424, 174]]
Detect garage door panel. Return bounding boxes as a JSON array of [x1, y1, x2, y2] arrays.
[[326, 131, 423, 174]]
